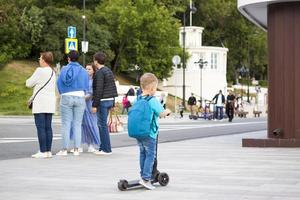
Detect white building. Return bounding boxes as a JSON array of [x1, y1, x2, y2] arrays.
[[161, 26, 229, 104]]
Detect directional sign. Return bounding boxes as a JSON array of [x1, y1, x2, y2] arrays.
[[65, 38, 78, 54], [68, 26, 76, 38]]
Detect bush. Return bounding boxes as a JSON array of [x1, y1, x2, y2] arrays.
[[259, 80, 268, 87]]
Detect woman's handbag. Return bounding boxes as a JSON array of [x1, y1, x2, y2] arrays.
[[27, 70, 53, 109], [108, 111, 124, 133]]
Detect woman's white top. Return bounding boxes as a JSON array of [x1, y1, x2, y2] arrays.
[[26, 67, 56, 114]]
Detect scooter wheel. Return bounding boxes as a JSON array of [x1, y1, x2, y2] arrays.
[[118, 180, 128, 191], [158, 173, 169, 186]]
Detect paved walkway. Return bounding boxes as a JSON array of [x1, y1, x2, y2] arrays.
[[1, 131, 299, 200]]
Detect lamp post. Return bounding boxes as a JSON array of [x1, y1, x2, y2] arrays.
[[238, 65, 250, 103], [82, 0, 86, 66], [195, 59, 208, 107], [182, 1, 197, 108]]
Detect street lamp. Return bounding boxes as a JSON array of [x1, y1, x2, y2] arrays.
[[194, 58, 208, 107], [82, 0, 86, 66], [182, 1, 197, 108], [238, 65, 250, 103]]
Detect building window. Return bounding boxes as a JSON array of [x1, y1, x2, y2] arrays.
[[211, 52, 218, 69]]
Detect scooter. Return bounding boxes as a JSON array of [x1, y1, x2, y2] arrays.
[[117, 138, 169, 191], [118, 169, 169, 191]]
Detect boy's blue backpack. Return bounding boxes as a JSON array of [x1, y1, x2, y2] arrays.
[[128, 95, 157, 139]]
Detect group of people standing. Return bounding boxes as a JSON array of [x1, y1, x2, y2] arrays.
[[26, 50, 117, 158], [187, 90, 236, 122]]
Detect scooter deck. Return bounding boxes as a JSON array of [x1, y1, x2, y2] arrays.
[[118, 172, 169, 191]]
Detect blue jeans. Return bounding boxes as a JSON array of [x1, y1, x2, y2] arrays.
[[137, 137, 157, 181], [60, 95, 85, 149], [216, 106, 224, 120], [97, 100, 114, 153], [34, 113, 53, 152]]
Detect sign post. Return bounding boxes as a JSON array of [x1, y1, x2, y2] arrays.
[[172, 55, 181, 115]]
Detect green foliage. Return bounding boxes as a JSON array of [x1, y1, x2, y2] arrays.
[[21, 6, 45, 46], [1, 0, 268, 82], [95, 0, 182, 79], [259, 80, 268, 87], [192, 0, 268, 83], [0, 3, 32, 67], [0, 61, 36, 115]]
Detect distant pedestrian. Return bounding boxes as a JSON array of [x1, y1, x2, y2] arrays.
[[187, 93, 197, 116], [126, 86, 135, 96], [178, 101, 184, 118], [122, 94, 131, 114], [226, 90, 236, 122], [128, 73, 171, 190], [56, 50, 89, 156], [26, 52, 56, 158], [212, 90, 225, 120], [92, 52, 118, 155], [136, 87, 142, 96], [159, 93, 166, 109]]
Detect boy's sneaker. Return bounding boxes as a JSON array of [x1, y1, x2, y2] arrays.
[[139, 179, 155, 190], [93, 150, 112, 155], [56, 150, 68, 156], [31, 151, 48, 158]]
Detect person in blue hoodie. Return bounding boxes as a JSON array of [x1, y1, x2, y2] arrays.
[[56, 50, 89, 156]]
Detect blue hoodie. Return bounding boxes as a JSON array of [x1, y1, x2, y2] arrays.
[[57, 62, 89, 94]]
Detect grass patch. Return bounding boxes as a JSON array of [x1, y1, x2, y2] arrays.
[[0, 60, 38, 115]]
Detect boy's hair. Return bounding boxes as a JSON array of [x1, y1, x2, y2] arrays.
[[140, 73, 158, 90]]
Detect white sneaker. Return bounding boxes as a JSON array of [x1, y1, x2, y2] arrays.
[[47, 152, 52, 158], [139, 179, 155, 190], [93, 150, 112, 155], [87, 145, 97, 153], [70, 148, 83, 153], [56, 150, 68, 156], [31, 152, 48, 158], [73, 150, 80, 156]]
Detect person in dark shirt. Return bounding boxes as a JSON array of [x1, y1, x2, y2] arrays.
[[92, 52, 118, 155], [126, 86, 135, 96], [187, 93, 197, 116], [226, 90, 236, 122]]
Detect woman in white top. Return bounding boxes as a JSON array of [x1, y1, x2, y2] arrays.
[[26, 52, 56, 158]]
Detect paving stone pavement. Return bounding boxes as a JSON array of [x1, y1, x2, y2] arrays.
[[0, 131, 299, 200]]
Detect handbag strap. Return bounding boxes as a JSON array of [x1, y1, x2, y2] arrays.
[[114, 113, 122, 123], [31, 69, 54, 101], [108, 110, 113, 123]]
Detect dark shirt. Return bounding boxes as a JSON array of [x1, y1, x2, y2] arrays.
[[227, 94, 235, 102], [92, 66, 118, 107], [127, 88, 135, 96], [188, 96, 197, 105]]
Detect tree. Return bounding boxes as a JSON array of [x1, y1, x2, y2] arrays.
[[191, 0, 267, 83], [95, 0, 182, 79], [0, 2, 31, 67]]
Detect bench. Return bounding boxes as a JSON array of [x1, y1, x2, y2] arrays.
[[253, 111, 262, 117], [237, 111, 248, 118]]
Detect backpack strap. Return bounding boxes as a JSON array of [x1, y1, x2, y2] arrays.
[[137, 95, 153, 101]]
